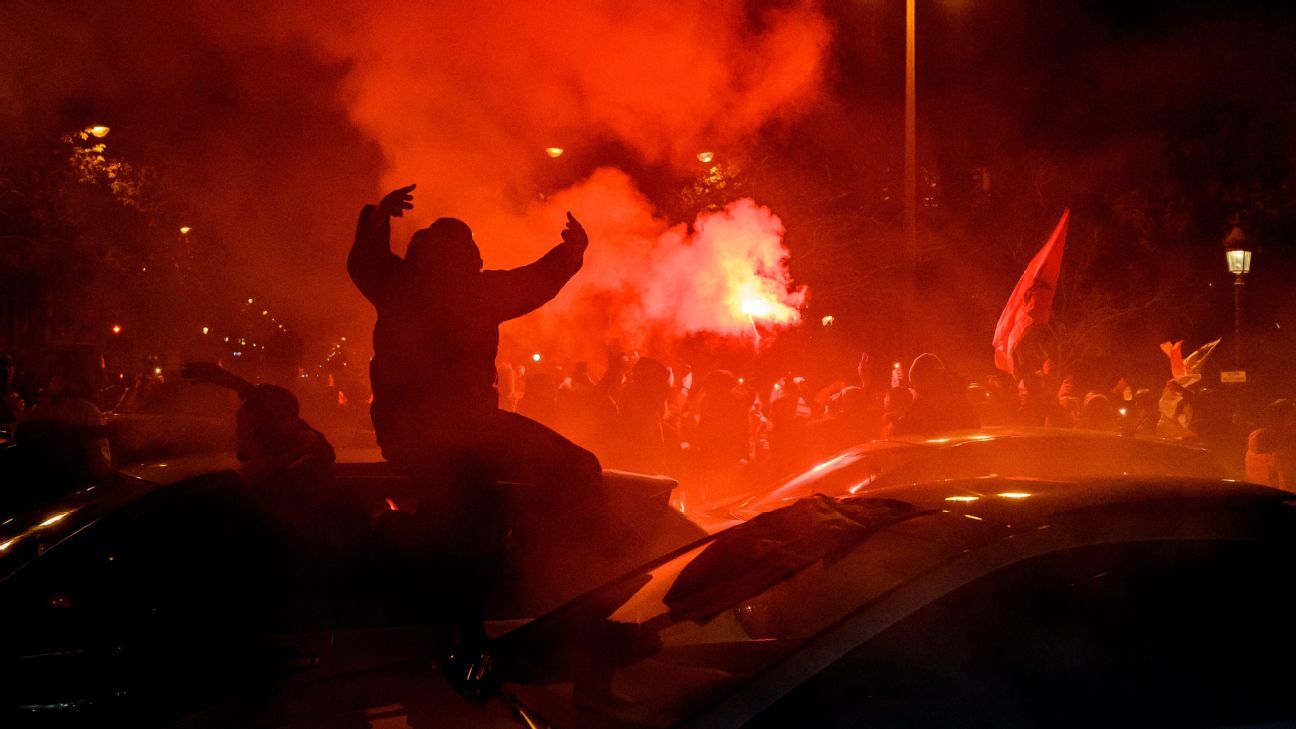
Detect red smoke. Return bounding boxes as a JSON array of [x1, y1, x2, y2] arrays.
[[0, 0, 832, 362], [475, 169, 806, 357], [269, 0, 831, 356]]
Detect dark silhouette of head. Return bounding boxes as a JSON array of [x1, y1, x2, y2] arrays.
[[908, 353, 946, 394], [49, 344, 105, 405], [406, 217, 482, 276]]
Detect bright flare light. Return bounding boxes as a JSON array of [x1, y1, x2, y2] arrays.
[[944, 495, 980, 502], [201, 326, 209, 335], [110, 324, 122, 335], [532, 353, 542, 362], [998, 492, 1032, 499], [697, 151, 715, 163], [179, 226, 192, 235], [39, 512, 70, 528], [87, 125, 110, 138], [821, 314, 835, 326], [740, 296, 775, 318], [545, 147, 564, 158]]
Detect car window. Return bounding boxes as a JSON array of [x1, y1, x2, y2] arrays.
[[752, 539, 1296, 728]]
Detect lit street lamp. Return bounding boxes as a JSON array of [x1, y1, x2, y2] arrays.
[[1223, 225, 1252, 372]]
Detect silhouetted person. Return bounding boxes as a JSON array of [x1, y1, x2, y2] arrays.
[[517, 371, 559, 427], [180, 362, 335, 489], [18, 344, 112, 478], [0, 353, 24, 431], [612, 357, 674, 474], [348, 184, 601, 494], [350, 185, 605, 652], [893, 353, 978, 436]]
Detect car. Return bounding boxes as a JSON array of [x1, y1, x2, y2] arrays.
[[438, 475, 1296, 728], [0, 452, 702, 727], [714, 428, 1229, 524]]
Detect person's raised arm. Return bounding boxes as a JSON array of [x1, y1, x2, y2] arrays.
[[484, 212, 589, 322], [348, 184, 415, 304], [181, 362, 255, 400]]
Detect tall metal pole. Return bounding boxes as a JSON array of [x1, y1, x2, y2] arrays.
[[903, 0, 918, 357], [1234, 274, 1245, 370]]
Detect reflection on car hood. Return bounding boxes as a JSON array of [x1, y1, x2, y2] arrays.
[[664, 496, 929, 623]]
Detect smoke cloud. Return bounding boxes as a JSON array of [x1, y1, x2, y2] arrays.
[[1, 0, 830, 363], [269, 0, 831, 356]]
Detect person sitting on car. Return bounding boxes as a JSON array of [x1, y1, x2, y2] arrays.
[[180, 362, 335, 489]]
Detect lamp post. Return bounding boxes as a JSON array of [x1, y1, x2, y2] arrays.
[[1223, 226, 1252, 371], [902, 0, 917, 357]]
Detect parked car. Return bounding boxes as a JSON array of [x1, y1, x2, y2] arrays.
[[442, 475, 1296, 728], [718, 428, 1228, 523], [0, 453, 701, 727]]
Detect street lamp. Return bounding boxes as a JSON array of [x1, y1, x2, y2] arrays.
[[1223, 225, 1252, 371]]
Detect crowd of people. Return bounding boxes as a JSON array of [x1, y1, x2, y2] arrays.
[[4, 342, 1295, 505], [487, 347, 1295, 501]]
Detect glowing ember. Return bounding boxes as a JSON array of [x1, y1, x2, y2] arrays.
[[111, 324, 122, 335], [201, 326, 209, 335], [821, 314, 835, 326], [179, 226, 191, 234], [697, 151, 715, 163], [86, 125, 110, 138], [545, 147, 564, 158]]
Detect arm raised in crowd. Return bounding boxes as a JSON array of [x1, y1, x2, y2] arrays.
[[484, 212, 589, 322], [348, 184, 415, 304]]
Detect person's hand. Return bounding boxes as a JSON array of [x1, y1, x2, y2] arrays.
[[377, 184, 416, 218], [562, 212, 589, 251]]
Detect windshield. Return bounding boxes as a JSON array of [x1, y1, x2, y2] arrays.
[[495, 495, 997, 728], [732, 443, 926, 520]]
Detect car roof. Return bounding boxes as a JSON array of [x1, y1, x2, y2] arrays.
[[860, 475, 1290, 528], [881, 426, 1211, 451]]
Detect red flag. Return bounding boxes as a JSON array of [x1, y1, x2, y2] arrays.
[[1160, 340, 1186, 381], [993, 209, 1069, 375]]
